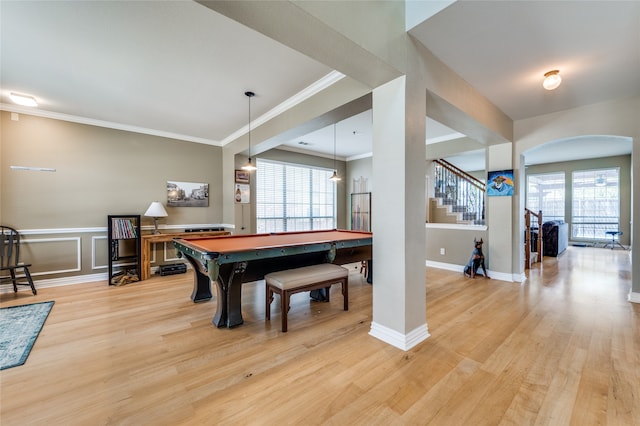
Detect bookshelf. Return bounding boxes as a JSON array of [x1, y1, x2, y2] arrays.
[[107, 215, 141, 286]]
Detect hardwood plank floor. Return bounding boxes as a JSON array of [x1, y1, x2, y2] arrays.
[[1, 247, 638, 425]]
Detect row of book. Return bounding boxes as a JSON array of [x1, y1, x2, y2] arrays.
[[111, 218, 138, 239]]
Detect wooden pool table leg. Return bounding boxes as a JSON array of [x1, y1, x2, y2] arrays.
[[224, 262, 247, 327], [181, 256, 213, 302]]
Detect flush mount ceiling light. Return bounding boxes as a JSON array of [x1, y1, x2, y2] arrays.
[[9, 92, 38, 107], [542, 70, 562, 90], [241, 91, 257, 171]]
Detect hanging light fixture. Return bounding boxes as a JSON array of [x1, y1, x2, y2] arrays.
[[241, 91, 257, 171], [329, 123, 341, 182], [542, 70, 562, 90]]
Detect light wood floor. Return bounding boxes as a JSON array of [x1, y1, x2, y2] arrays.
[[1, 247, 638, 425]]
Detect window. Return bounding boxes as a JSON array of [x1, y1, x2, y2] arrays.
[[256, 159, 336, 233], [526, 172, 565, 225], [571, 168, 620, 240]]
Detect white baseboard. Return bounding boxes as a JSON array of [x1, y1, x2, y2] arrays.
[[369, 321, 430, 351], [425, 260, 519, 283], [628, 291, 640, 303], [0, 272, 108, 293], [426, 260, 464, 272]]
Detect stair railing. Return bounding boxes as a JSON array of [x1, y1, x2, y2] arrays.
[[433, 159, 486, 224], [524, 208, 543, 269]]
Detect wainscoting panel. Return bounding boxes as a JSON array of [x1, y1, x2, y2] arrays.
[[22, 237, 81, 276]]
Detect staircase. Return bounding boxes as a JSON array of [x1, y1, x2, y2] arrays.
[[430, 159, 486, 225]]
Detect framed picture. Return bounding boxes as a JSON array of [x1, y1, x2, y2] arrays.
[[487, 170, 514, 196], [234, 183, 250, 204], [235, 170, 250, 184], [167, 181, 209, 207], [351, 192, 371, 231]]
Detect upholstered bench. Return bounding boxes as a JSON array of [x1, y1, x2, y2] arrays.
[[265, 263, 349, 332]]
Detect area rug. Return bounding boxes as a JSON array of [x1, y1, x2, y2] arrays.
[[0, 301, 54, 370]]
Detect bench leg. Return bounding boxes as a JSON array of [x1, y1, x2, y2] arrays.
[[266, 285, 273, 320], [342, 278, 348, 311], [281, 292, 290, 332]]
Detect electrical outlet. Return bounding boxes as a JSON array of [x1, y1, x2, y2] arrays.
[[440, 248, 446, 255]]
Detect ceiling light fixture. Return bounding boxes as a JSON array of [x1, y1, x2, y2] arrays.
[[9, 92, 38, 107], [329, 123, 341, 182], [241, 91, 257, 171], [542, 70, 562, 90]]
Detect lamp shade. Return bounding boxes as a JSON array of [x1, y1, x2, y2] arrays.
[[144, 202, 168, 218]]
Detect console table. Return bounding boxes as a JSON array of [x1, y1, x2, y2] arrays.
[[141, 230, 229, 280]]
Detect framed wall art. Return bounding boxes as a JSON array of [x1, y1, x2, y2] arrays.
[[350, 192, 371, 231], [235, 170, 250, 184], [487, 170, 514, 196], [234, 183, 250, 204], [167, 181, 209, 207]]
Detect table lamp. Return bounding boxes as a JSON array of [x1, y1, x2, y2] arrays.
[[144, 201, 168, 234]]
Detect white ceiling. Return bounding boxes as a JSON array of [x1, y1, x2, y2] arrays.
[[1, 1, 638, 167]]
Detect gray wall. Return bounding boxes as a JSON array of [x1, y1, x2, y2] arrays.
[[1, 114, 351, 282], [1, 111, 225, 279], [426, 226, 489, 267]]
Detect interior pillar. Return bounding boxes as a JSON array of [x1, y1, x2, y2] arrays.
[[630, 139, 640, 302], [369, 76, 430, 350], [486, 143, 515, 280]]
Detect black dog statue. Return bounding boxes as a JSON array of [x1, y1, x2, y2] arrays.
[[464, 238, 490, 279]]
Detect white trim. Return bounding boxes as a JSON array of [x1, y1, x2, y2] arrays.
[[17, 225, 228, 235], [0, 104, 218, 145], [19, 227, 105, 235], [426, 260, 463, 273], [425, 260, 518, 283], [0, 273, 107, 293], [346, 152, 373, 162], [92, 235, 108, 270], [2, 72, 345, 148], [220, 70, 345, 146], [163, 242, 183, 262], [274, 145, 346, 161], [369, 322, 430, 351], [628, 291, 640, 303], [23, 237, 81, 276], [425, 223, 488, 231], [513, 272, 527, 283], [490, 271, 517, 282]]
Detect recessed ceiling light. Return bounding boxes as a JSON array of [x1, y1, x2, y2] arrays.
[[542, 70, 561, 90], [9, 92, 38, 107]]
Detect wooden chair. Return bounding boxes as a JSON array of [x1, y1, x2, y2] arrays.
[[1, 225, 37, 295]]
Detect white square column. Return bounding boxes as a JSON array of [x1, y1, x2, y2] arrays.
[[486, 143, 515, 279], [369, 76, 430, 350]]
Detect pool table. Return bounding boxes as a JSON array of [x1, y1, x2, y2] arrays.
[[173, 229, 372, 328]]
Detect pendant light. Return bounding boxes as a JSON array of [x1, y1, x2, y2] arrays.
[[329, 123, 341, 182], [241, 91, 257, 171]]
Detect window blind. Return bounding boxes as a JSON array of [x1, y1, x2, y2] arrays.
[[256, 159, 336, 233]]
